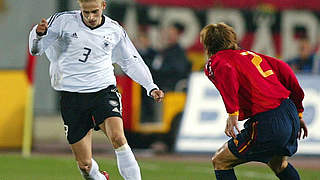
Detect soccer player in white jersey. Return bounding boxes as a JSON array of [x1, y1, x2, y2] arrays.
[[29, 0, 164, 179]]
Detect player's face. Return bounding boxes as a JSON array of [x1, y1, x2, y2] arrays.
[[80, 1, 106, 28]]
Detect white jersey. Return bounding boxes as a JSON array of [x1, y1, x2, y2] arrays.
[[29, 10, 158, 94]]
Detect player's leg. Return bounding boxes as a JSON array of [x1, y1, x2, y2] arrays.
[[212, 142, 247, 180], [92, 86, 141, 180], [71, 129, 93, 174], [267, 99, 301, 180], [60, 91, 106, 180], [66, 126, 108, 180], [99, 117, 141, 180], [71, 130, 107, 180], [212, 118, 261, 180], [268, 155, 300, 180]]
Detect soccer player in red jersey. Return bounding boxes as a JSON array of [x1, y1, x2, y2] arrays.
[[200, 23, 308, 180]]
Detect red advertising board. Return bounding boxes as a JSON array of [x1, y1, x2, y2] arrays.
[[135, 0, 320, 10], [116, 75, 134, 130]]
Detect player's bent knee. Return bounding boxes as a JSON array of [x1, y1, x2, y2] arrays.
[[212, 148, 235, 170], [212, 153, 226, 169], [211, 154, 218, 167], [110, 133, 126, 147]]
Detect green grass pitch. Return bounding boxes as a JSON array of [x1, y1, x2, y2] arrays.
[[0, 154, 319, 180]]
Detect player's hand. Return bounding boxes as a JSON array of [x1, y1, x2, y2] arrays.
[[36, 18, 48, 36], [150, 89, 164, 102], [298, 118, 308, 140], [225, 115, 240, 138]]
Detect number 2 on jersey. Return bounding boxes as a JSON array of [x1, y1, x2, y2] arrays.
[[240, 51, 274, 77], [79, 47, 92, 63]]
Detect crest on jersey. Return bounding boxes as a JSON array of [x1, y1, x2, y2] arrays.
[[109, 100, 119, 107], [103, 35, 113, 50], [104, 42, 109, 48], [71, 32, 78, 39]]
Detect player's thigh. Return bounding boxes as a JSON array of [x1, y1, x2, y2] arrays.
[[267, 156, 288, 174], [92, 86, 122, 131], [99, 116, 127, 146], [99, 116, 125, 135], [71, 129, 93, 164], [60, 91, 95, 144], [212, 142, 247, 169]]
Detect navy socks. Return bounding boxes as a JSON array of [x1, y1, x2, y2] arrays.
[[276, 163, 300, 180], [214, 163, 300, 180], [214, 169, 237, 180]]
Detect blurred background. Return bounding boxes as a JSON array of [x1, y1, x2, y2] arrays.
[[1, 0, 320, 158]]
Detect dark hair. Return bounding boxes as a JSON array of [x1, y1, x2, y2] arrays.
[[200, 23, 238, 56]]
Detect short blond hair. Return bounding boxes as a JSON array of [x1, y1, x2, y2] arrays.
[[200, 23, 238, 56]]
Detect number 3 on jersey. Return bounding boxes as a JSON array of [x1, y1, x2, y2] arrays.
[[79, 47, 92, 63], [240, 51, 274, 77]]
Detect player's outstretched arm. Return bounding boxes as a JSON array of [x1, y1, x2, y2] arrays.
[[112, 27, 161, 97], [150, 89, 164, 102]]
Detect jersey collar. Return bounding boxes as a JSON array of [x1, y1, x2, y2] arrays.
[[80, 12, 105, 30]]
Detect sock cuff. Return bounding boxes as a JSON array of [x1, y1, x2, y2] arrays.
[[215, 169, 235, 173], [115, 143, 130, 152], [214, 169, 236, 180], [278, 162, 293, 175], [89, 158, 99, 175], [286, 163, 294, 169]]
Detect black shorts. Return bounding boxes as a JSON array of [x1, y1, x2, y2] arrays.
[[228, 99, 300, 163], [60, 85, 122, 144]]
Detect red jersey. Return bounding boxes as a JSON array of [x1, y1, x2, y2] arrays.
[[204, 49, 304, 120]]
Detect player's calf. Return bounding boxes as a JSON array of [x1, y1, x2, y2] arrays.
[[268, 156, 300, 180], [275, 163, 300, 180], [268, 157, 288, 174]]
